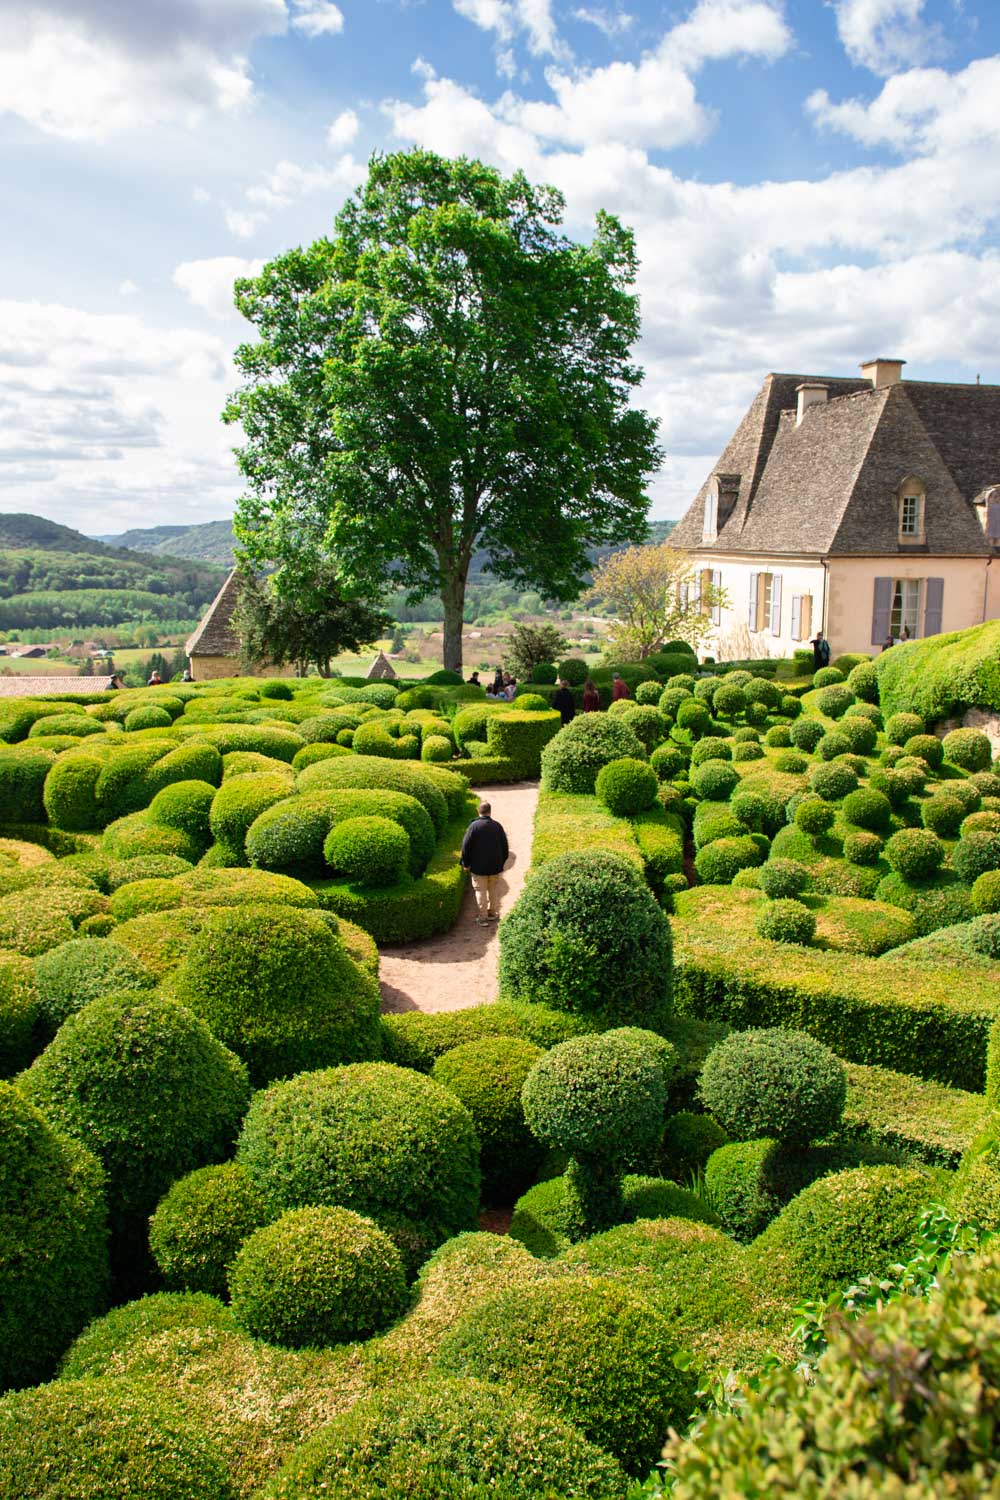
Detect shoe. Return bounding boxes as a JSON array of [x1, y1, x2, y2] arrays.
[[475, 917, 490, 926], [487, 912, 499, 921]]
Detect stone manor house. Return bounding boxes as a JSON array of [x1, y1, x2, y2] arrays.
[[668, 359, 1000, 658]]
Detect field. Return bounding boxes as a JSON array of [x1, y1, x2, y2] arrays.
[[1, 623, 999, 1495]]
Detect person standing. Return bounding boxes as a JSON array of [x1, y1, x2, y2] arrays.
[[611, 672, 630, 702], [490, 668, 504, 697], [552, 678, 575, 726], [460, 800, 510, 926], [582, 679, 601, 712], [810, 632, 831, 670]]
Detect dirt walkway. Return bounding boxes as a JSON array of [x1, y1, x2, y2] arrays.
[[379, 781, 539, 1015]]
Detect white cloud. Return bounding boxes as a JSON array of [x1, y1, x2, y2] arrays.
[[828, 0, 942, 76], [0, 0, 287, 140], [807, 56, 1000, 156], [327, 108, 360, 147], [572, 6, 634, 37], [118, 280, 139, 297], [226, 151, 366, 237], [453, 0, 565, 67], [289, 0, 344, 37], [173, 257, 267, 319]]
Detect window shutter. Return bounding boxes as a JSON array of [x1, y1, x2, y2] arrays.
[[791, 594, 802, 641], [871, 577, 892, 645], [679, 582, 689, 610], [923, 577, 944, 637], [988, 498, 1000, 541], [748, 572, 759, 631], [712, 569, 722, 626], [770, 574, 782, 636]]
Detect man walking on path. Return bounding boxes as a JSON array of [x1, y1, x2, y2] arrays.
[[460, 800, 510, 926], [552, 678, 575, 726]]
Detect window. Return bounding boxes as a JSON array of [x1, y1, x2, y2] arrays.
[[790, 594, 813, 641], [749, 572, 782, 634], [901, 495, 920, 534], [871, 576, 944, 644], [890, 578, 921, 639], [897, 478, 925, 543]]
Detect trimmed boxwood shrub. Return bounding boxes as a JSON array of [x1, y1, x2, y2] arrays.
[[521, 1029, 673, 1235], [433, 1276, 696, 1474], [876, 870, 975, 934], [962, 811, 1000, 836], [922, 792, 965, 837], [816, 684, 855, 718], [812, 667, 843, 688], [650, 743, 686, 780], [0, 750, 53, 824], [690, 759, 739, 801], [0, 1083, 108, 1390], [842, 787, 893, 831], [700, 1027, 846, 1147], [324, 814, 410, 887], [733, 741, 764, 762], [208, 773, 295, 861], [816, 730, 850, 761], [43, 754, 104, 831], [952, 830, 1000, 884], [486, 709, 561, 776], [18, 994, 248, 1274], [167, 903, 381, 1086], [421, 733, 453, 762], [498, 851, 672, 1029], [750, 1164, 934, 1300], [595, 756, 658, 816], [228, 1205, 407, 1347], [660, 1109, 730, 1180], [942, 727, 993, 771], [846, 660, 879, 701], [0, 952, 39, 1076], [794, 797, 835, 836], [755, 898, 816, 946], [695, 835, 765, 884], [713, 683, 746, 717], [972, 870, 1000, 914], [0, 1379, 234, 1499], [676, 699, 712, 737], [903, 732, 943, 768], [790, 718, 825, 752], [758, 859, 809, 900], [809, 762, 858, 800], [124, 705, 173, 732], [731, 787, 787, 837], [432, 1036, 545, 1198], [259, 1376, 627, 1500], [838, 716, 878, 758], [885, 711, 924, 745], [149, 1162, 272, 1297], [509, 1172, 715, 1258], [843, 830, 883, 865], [236, 1063, 480, 1269], [884, 827, 945, 881], [942, 778, 982, 814], [297, 754, 448, 833], [147, 779, 216, 845], [540, 714, 645, 795]]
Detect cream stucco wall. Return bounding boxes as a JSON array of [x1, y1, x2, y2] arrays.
[[690, 553, 827, 660], [827, 556, 993, 656]]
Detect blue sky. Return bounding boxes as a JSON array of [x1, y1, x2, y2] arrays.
[[1, 0, 999, 536]]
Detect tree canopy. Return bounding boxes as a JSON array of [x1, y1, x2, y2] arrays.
[[586, 541, 728, 659], [232, 564, 392, 678], [225, 149, 661, 670]]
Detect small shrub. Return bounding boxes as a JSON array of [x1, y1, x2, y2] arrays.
[[875, 870, 975, 934], [962, 811, 1000, 836], [922, 793, 965, 837], [884, 827, 945, 882], [595, 756, 658, 816], [690, 760, 739, 801], [676, 699, 712, 738], [146, 779, 216, 845], [837, 715, 878, 755], [842, 787, 893, 832], [733, 742, 764, 762], [943, 727, 993, 771], [324, 814, 410, 888], [660, 1109, 729, 1180], [208, 773, 295, 861], [953, 830, 1000, 884], [695, 835, 765, 884], [885, 711, 925, 745], [149, 1162, 272, 1297], [432, 1036, 545, 1198], [903, 733, 943, 768], [731, 786, 787, 836], [228, 1205, 407, 1347], [33, 937, 155, 1038], [972, 870, 1000, 915], [758, 858, 809, 899], [650, 744, 686, 780], [816, 684, 855, 719], [816, 730, 850, 760], [795, 797, 835, 836], [690, 737, 732, 766], [713, 683, 746, 717], [813, 667, 844, 688], [699, 1027, 846, 1147], [846, 660, 879, 702], [843, 830, 883, 865], [755, 898, 816, 945], [789, 718, 825, 753], [58, 1291, 236, 1381], [539, 714, 645, 795], [809, 761, 858, 800]]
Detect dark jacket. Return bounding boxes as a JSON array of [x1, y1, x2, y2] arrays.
[[461, 816, 509, 876], [552, 686, 575, 725]]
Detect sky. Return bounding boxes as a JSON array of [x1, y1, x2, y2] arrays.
[[1, 0, 999, 538]]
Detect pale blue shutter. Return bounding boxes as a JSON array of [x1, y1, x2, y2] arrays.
[[770, 574, 782, 636], [871, 577, 892, 645], [748, 572, 759, 631], [923, 577, 944, 637], [712, 569, 722, 625], [791, 594, 802, 641]]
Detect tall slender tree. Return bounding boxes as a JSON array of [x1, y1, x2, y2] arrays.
[[225, 150, 661, 671]]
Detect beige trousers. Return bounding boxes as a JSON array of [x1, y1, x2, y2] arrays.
[[471, 873, 499, 918]]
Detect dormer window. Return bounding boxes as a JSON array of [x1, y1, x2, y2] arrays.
[[703, 482, 719, 544], [897, 477, 925, 544]]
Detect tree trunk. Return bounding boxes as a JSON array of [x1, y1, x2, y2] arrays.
[[441, 569, 467, 673]]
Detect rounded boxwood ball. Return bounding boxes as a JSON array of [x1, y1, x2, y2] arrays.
[[694, 834, 765, 885], [750, 1165, 934, 1300], [432, 1036, 545, 1198], [942, 728, 993, 771], [922, 793, 965, 837], [755, 898, 816, 945], [540, 714, 644, 794], [812, 666, 844, 688], [972, 871, 1000, 915], [660, 1110, 729, 1180], [147, 779, 216, 844], [809, 761, 858, 801], [32, 936, 155, 1039], [843, 830, 883, 866], [59, 1290, 237, 1381], [17, 995, 249, 1269], [789, 718, 825, 753], [498, 851, 671, 1028], [323, 814, 410, 887], [794, 797, 835, 836], [259, 1376, 627, 1500], [816, 685, 855, 719], [903, 733, 943, 769], [953, 831, 1000, 885], [167, 902, 381, 1086], [433, 1276, 696, 1473], [758, 859, 809, 900], [228, 1205, 407, 1348], [124, 705, 173, 732], [236, 1063, 481, 1268], [884, 711, 924, 745], [690, 760, 739, 801], [0, 1083, 108, 1390], [149, 1162, 272, 1296], [595, 756, 658, 816], [884, 827, 945, 882], [699, 1027, 846, 1147], [0, 1378, 234, 1499], [842, 787, 893, 832]]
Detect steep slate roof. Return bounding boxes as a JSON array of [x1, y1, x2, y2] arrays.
[[670, 372, 1000, 558], [0, 676, 118, 697], [186, 569, 241, 657]]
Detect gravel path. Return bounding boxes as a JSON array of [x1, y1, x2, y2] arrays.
[[379, 781, 539, 1016]]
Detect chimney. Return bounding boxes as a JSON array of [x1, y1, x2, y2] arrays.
[[860, 357, 906, 389], [795, 382, 829, 426]]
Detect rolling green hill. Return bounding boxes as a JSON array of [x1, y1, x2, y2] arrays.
[[99, 519, 237, 567], [0, 513, 226, 633]]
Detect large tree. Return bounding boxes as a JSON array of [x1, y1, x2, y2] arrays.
[[225, 149, 661, 671], [231, 563, 392, 677]]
